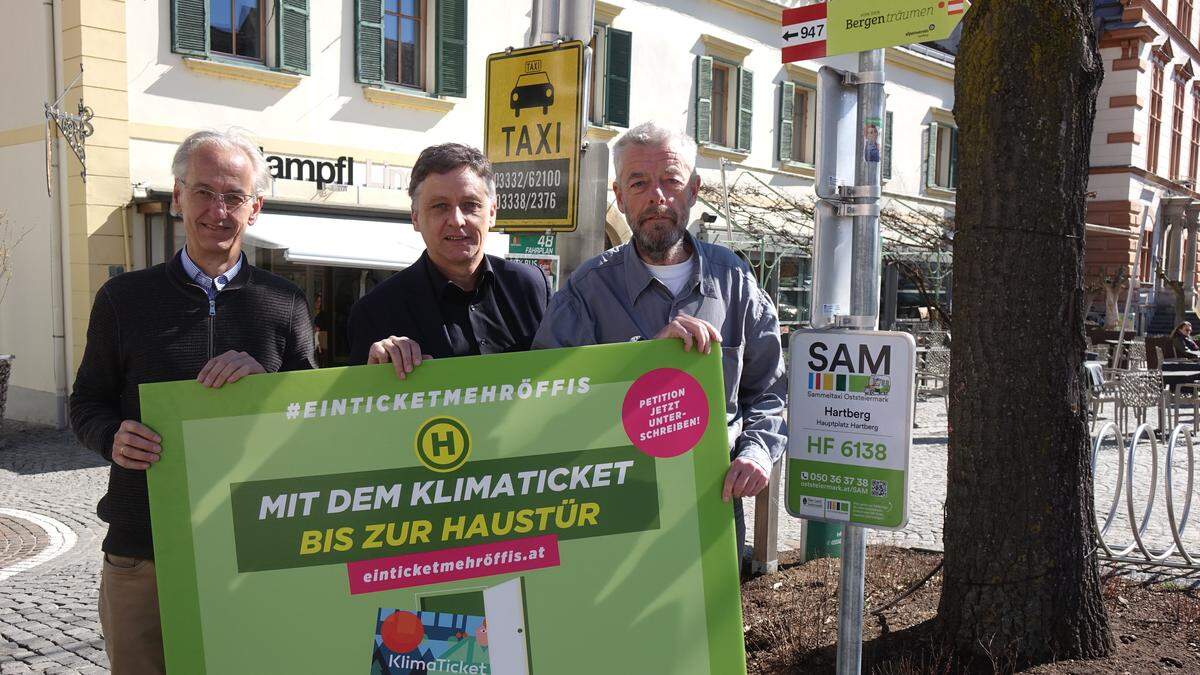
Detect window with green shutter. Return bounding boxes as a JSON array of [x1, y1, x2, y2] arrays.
[[355, 0, 384, 85], [172, 0, 209, 57], [604, 27, 632, 127], [356, 0, 465, 97], [434, 0, 467, 97], [925, 121, 958, 191], [278, 0, 309, 74], [172, 1, 310, 77], [735, 67, 753, 152], [778, 81, 814, 164], [696, 49, 752, 151], [695, 55, 713, 145], [948, 127, 958, 189], [778, 81, 795, 162], [926, 122, 940, 189]]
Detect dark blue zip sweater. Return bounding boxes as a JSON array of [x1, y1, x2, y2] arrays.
[[69, 251, 315, 558]]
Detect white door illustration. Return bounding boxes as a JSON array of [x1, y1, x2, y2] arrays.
[[483, 578, 530, 675]]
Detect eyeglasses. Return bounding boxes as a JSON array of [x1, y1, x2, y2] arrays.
[[178, 180, 257, 212]]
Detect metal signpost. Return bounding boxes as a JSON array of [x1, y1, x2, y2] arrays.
[[781, 2, 969, 672], [485, 41, 585, 232]]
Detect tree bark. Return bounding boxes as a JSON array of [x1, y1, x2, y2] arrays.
[[940, 0, 1113, 666]]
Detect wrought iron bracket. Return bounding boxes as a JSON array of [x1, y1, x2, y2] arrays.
[[44, 69, 93, 180]]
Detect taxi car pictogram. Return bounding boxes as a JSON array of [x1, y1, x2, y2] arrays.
[[511, 71, 554, 116]]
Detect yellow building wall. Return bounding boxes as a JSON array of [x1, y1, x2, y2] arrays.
[[61, 0, 131, 371]]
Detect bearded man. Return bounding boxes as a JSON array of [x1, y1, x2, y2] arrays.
[[532, 121, 786, 562]]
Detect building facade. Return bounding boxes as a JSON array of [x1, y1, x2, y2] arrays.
[[0, 0, 955, 426], [1090, 0, 1200, 330]]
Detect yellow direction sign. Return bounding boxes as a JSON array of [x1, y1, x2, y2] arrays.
[[485, 41, 584, 232]]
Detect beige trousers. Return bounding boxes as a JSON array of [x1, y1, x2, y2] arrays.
[[99, 554, 165, 675]]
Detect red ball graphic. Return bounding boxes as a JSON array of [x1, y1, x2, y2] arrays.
[[381, 611, 425, 653]]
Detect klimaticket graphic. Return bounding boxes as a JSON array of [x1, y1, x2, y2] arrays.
[[371, 579, 530, 674]]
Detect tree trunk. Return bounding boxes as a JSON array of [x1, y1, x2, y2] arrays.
[[940, 0, 1113, 667]]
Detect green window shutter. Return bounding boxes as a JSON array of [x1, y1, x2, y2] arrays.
[[778, 81, 795, 162], [354, 0, 383, 85], [695, 56, 713, 144], [882, 110, 893, 180], [435, 0, 468, 97], [278, 0, 310, 75], [948, 126, 958, 189], [171, 0, 208, 57], [736, 67, 753, 152], [925, 122, 939, 189], [603, 27, 632, 127]]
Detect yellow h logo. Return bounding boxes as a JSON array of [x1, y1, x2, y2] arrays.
[[414, 417, 471, 472]]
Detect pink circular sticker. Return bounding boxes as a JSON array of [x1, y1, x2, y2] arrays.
[[621, 368, 710, 458]]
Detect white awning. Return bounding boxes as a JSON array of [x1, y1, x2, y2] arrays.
[[244, 211, 509, 270]]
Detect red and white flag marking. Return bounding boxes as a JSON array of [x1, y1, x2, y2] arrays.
[[781, 2, 829, 63], [946, 0, 965, 14]]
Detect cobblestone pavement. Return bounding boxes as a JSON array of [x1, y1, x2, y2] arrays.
[[1, 398, 1197, 673], [0, 517, 49, 571], [0, 421, 109, 674]]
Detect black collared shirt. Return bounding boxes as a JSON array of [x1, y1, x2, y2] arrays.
[[425, 258, 515, 356]]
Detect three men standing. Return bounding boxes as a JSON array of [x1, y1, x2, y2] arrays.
[[70, 130, 316, 673], [69, 122, 781, 671]]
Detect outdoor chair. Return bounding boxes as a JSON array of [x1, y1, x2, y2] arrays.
[[917, 330, 951, 350], [1093, 343, 1112, 366], [1113, 369, 1166, 436], [1084, 363, 1121, 432], [1157, 346, 1200, 433], [1124, 341, 1148, 370]]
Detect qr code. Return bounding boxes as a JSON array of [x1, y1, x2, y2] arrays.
[[871, 480, 888, 497]]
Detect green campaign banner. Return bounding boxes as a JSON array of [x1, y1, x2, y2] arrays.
[[142, 340, 746, 674]]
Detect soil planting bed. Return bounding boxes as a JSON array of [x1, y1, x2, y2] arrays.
[[742, 546, 1200, 673]]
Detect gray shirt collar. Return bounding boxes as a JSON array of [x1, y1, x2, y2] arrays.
[[623, 230, 719, 303]]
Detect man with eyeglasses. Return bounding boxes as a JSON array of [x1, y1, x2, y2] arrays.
[[69, 129, 316, 674]]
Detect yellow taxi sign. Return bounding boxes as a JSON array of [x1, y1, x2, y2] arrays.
[[485, 41, 584, 232]]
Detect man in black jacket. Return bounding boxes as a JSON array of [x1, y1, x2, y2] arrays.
[[349, 144, 549, 375], [70, 129, 315, 674]]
